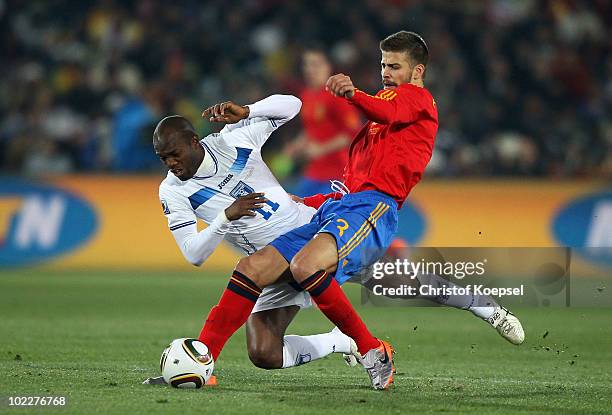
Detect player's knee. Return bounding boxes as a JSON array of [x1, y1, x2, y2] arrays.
[[247, 343, 283, 370], [235, 255, 264, 286], [290, 234, 338, 282], [235, 248, 284, 288], [289, 255, 315, 283]]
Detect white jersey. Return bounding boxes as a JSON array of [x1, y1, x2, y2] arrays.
[[159, 95, 316, 266]]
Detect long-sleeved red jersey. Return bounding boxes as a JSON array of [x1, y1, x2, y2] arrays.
[[304, 83, 438, 209]]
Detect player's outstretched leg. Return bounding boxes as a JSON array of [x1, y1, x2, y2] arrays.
[[411, 273, 525, 345], [290, 233, 394, 390], [198, 246, 289, 360], [382, 244, 525, 344], [246, 306, 357, 369]]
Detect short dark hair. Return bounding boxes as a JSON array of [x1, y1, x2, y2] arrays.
[[153, 115, 196, 146], [379, 31, 429, 67]]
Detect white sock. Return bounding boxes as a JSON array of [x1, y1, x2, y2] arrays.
[[416, 273, 498, 319], [282, 329, 352, 369], [471, 306, 496, 319]]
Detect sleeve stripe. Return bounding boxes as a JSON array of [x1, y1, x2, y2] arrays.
[[169, 220, 196, 231], [270, 119, 277, 128]]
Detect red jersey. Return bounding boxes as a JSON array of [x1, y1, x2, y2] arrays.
[[300, 87, 361, 181], [304, 83, 438, 209]]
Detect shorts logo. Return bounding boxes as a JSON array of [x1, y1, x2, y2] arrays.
[[161, 199, 170, 214], [229, 181, 254, 199], [336, 218, 349, 237], [295, 353, 311, 366]]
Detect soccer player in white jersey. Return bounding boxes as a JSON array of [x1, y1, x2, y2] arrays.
[[143, 94, 359, 385]]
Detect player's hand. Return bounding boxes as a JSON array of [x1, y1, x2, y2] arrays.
[[224, 192, 266, 220], [325, 74, 355, 99], [202, 101, 250, 124], [289, 194, 304, 204]]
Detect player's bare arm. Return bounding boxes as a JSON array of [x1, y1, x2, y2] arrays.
[[325, 74, 355, 99], [202, 101, 250, 123]]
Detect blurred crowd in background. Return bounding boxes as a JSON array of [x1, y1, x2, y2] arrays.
[[1, 0, 610, 179]]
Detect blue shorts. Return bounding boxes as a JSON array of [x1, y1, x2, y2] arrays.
[[270, 190, 398, 284]]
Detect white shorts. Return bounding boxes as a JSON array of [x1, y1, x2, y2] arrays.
[[252, 282, 312, 313]]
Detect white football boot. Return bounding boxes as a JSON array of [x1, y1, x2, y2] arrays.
[[360, 340, 395, 390], [487, 306, 525, 345]]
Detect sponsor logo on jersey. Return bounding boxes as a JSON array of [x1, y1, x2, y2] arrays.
[[0, 180, 98, 267], [217, 174, 234, 190], [552, 191, 612, 266]]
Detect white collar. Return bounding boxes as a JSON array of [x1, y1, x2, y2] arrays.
[[193, 141, 217, 178]]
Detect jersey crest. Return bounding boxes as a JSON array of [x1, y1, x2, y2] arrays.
[[230, 181, 254, 198]]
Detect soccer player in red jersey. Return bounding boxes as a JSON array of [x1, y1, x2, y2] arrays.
[[286, 48, 361, 197], [197, 31, 437, 390]]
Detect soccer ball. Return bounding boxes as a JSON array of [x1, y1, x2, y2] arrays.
[[160, 338, 214, 388]]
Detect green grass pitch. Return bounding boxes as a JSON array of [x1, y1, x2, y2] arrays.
[[1, 271, 610, 414]]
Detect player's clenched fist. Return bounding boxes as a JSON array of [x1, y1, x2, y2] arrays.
[[325, 74, 355, 99], [224, 192, 266, 220], [202, 101, 250, 124]]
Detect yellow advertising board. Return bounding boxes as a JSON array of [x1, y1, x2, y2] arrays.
[[0, 176, 609, 272], [410, 180, 607, 246]]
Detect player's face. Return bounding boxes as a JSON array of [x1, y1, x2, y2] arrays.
[[303, 51, 331, 88], [155, 137, 201, 181], [380, 51, 414, 89]]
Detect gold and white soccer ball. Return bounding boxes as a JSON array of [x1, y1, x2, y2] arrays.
[[160, 338, 214, 388]]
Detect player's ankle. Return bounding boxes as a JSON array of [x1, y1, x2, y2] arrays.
[[357, 337, 381, 355]]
